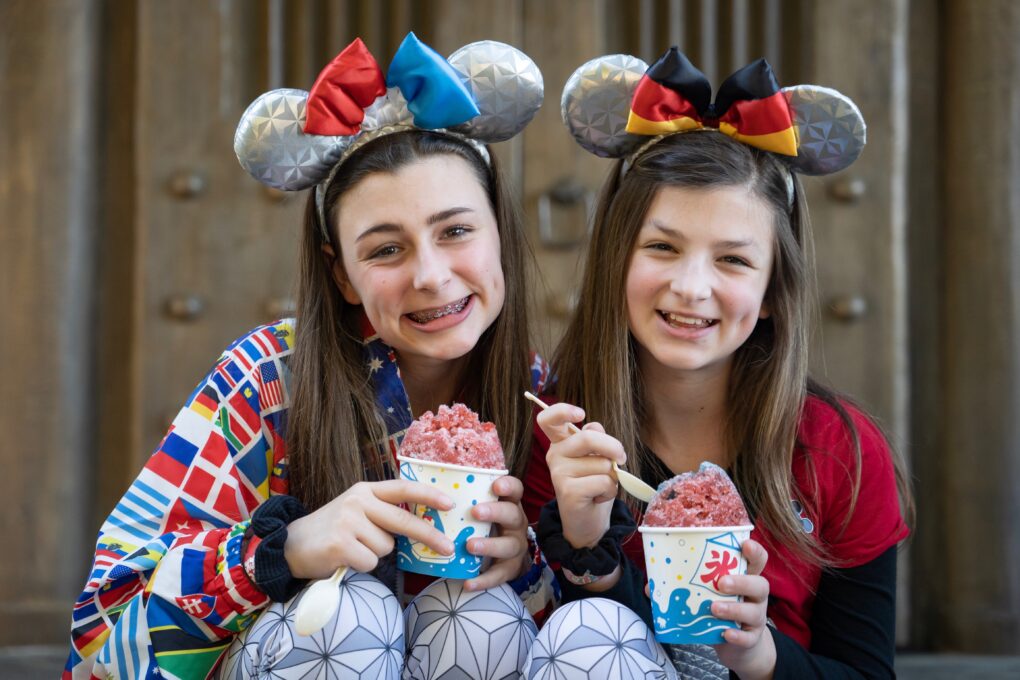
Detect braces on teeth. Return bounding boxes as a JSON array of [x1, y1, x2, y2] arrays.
[[411, 297, 468, 322]]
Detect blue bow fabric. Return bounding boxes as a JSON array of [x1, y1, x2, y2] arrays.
[[386, 32, 480, 129]]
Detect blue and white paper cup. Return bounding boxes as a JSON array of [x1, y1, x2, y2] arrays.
[[396, 455, 507, 579], [638, 524, 754, 645]]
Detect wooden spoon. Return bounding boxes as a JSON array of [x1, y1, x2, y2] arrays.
[[524, 391, 656, 503]]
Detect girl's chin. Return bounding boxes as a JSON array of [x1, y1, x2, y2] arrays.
[[394, 336, 482, 365]]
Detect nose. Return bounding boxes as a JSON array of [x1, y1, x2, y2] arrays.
[[412, 246, 452, 292], [669, 258, 712, 302]]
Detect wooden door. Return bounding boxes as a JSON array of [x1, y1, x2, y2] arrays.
[[0, 0, 101, 646], [795, 0, 912, 641]]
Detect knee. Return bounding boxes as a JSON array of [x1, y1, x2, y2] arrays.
[[525, 598, 676, 679], [218, 572, 405, 679], [404, 579, 537, 680], [297, 571, 404, 676]]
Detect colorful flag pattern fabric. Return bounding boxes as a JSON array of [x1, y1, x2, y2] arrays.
[[66, 318, 551, 679]]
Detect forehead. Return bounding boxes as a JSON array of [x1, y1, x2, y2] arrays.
[[335, 155, 491, 237], [642, 184, 775, 241]]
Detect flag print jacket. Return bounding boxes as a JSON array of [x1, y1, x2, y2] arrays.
[[66, 318, 553, 679]]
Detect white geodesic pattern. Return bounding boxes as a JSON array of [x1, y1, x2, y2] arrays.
[[403, 579, 538, 679], [217, 570, 404, 679], [524, 598, 677, 680]]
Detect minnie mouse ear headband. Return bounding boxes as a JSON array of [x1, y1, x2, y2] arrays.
[[561, 47, 865, 176], [234, 32, 544, 241]]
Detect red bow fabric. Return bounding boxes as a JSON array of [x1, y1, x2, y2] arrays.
[[304, 38, 387, 136]]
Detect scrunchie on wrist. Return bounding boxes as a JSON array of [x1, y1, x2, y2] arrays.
[[246, 494, 309, 602], [536, 499, 636, 578]]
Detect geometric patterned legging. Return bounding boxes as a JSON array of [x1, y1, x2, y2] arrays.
[[215, 570, 681, 679]]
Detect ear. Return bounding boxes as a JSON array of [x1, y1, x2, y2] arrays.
[[758, 299, 771, 320], [321, 244, 362, 305]]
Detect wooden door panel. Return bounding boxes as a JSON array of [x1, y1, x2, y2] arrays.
[[135, 2, 305, 461], [0, 0, 99, 645]]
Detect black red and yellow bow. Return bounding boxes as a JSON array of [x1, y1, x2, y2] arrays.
[[626, 48, 798, 156]]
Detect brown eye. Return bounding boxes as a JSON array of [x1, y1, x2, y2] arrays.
[[645, 242, 674, 252], [442, 225, 473, 239], [369, 244, 400, 259]]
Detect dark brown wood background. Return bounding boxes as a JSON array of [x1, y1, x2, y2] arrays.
[[2, 0, 1017, 653]]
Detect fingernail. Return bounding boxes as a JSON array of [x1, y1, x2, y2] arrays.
[[474, 506, 489, 520], [720, 577, 733, 591], [572, 407, 585, 420]]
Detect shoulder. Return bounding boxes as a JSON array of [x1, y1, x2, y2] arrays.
[[798, 393, 891, 468], [795, 394, 908, 562], [218, 319, 296, 374], [222, 318, 297, 364], [196, 319, 297, 403]]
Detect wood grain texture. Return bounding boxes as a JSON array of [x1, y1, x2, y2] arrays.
[[905, 0, 942, 651], [0, 0, 99, 645], [134, 1, 304, 461], [942, 0, 1020, 653], [800, 0, 910, 444], [521, 0, 608, 355], [798, 0, 912, 643]]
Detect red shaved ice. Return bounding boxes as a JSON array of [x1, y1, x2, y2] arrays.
[[642, 462, 750, 527], [398, 403, 506, 470]]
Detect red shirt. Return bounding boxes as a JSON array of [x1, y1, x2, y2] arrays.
[[522, 394, 909, 648]]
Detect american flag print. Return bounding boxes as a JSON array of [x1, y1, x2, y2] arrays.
[[258, 361, 284, 411], [66, 316, 554, 679]]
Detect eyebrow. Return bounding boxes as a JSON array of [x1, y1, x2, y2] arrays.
[[648, 220, 759, 250], [355, 207, 475, 243], [428, 206, 474, 225]]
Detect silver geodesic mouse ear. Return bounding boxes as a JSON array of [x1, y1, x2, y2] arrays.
[[561, 54, 649, 158], [781, 85, 866, 175], [561, 48, 867, 176], [233, 88, 352, 191], [448, 40, 544, 143], [235, 34, 546, 196]]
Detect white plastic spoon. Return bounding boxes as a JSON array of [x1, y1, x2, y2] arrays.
[[524, 391, 657, 503], [294, 565, 349, 636]]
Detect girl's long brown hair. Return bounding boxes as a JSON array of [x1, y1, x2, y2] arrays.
[[554, 132, 912, 568], [287, 131, 535, 511]]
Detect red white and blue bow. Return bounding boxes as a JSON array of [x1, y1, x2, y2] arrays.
[[304, 32, 479, 136]]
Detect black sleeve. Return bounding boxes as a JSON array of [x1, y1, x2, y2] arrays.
[[557, 555, 655, 629], [250, 494, 309, 602], [771, 546, 898, 679]]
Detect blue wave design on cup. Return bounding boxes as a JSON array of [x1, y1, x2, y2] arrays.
[[397, 525, 480, 578], [649, 580, 737, 644]]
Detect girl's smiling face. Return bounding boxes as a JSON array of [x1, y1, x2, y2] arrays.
[[625, 184, 775, 378], [331, 154, 505, 367]]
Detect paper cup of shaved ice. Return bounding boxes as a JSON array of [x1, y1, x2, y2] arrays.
[[395, 404, 508, 579], [638, 462, 754, 645]]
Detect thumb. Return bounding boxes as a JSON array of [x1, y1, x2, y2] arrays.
[[743, 538, 768, 576]]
